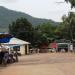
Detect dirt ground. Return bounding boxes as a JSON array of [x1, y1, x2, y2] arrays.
[[0, 53, 75, 75]]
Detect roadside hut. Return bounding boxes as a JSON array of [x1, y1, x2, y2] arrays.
[[2, 37, 30, 55]]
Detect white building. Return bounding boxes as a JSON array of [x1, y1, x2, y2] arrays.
[[2, 37, 30, 55]]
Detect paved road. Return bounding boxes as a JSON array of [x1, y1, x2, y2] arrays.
[[0, 53, 75, 75]]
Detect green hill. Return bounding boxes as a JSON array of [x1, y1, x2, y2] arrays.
[[0, 6, 59, 32]]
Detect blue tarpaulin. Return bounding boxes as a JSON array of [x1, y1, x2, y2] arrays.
[[0, 33, 13, 43], [0, 37, 12, 43]]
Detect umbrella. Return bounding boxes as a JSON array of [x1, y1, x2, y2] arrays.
[[0, 33, 13, 43]]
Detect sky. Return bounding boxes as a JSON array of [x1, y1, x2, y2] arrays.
[[0, 0, 75, 22]]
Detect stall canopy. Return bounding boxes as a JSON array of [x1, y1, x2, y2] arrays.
[[3, 37, 30, 45], [0, 32, 13, 43]]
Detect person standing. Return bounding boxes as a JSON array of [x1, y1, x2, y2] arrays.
[[70, 44, 73, 52]]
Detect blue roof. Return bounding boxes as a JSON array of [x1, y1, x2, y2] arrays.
[[0, 37, 12, 43], [0, 33, 13, 43]]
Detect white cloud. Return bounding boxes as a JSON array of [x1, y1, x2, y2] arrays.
[[0, 0, 19, 3]]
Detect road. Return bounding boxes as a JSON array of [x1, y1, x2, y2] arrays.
[[0, 53, 75, 75]]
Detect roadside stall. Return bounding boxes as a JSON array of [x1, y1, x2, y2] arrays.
[[0, 33, 15, 65]]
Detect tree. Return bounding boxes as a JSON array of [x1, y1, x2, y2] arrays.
[[59, 12, 75, 40], [33, 22, 57, 47], [37, 22, 57, 37], [65, 0, 75, 8], [9, 17, 33, 42], [9, 18, 59, 48]]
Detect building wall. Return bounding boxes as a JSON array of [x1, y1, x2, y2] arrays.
[[27, 45, 29, 54], [19, 45, 25, 55], [19, 44, 29, 55]]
